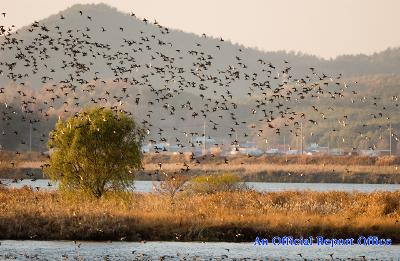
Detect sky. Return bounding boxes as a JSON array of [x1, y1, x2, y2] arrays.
[[1, 0, 400, 59]]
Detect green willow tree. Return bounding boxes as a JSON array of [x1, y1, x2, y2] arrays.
[[45, 107, 146, 198]]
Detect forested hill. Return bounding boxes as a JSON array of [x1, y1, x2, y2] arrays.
[[0, 3, 399, 152]]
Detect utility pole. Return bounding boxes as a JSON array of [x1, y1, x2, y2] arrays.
[[29, 122, 32, 153], [300, 122, 303, 155], [203, 120, 206, 155], [190, 134, 193, 154], [389, 122, 392, 156], [283, 135, 286, 153], [328, 133, 330, 155], [284, 135, 287, 162]]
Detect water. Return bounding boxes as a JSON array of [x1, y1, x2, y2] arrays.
[[0, 240, 399, 260], [247, 182, 400, 192], [2, 179, 400, 193]]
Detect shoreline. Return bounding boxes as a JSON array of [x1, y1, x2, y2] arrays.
[[1, 154, 400, 183], [1, 164, 400, 184], [1, 238, 400, 246], [2, 238, 400, 244]]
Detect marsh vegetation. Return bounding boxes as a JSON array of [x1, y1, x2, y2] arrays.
[[1, 187, 398, 242]]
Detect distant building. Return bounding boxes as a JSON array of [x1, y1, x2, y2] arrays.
[[329, 148, 345, 156], [230, 141, 263, 156], [359, 149, 391, 157], [141, 144, 150, 153], [193, 136, 216, 146], [306, 143, 329, 155], [143, 142, 170, 153], [265, 148, 281, 155], [286, 149, 300, 155], [192, 136, 217, 155]]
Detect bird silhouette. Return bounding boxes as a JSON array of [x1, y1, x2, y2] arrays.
[[0, 4, 396, 177]]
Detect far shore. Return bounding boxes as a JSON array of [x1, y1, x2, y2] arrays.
[[1, 188, 399, 243], [1, 153, 400, 184]]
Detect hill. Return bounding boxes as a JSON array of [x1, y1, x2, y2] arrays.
[[0, 3, 399, 153]]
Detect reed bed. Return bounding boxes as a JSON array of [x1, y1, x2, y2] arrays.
[[0, 188, 399, 242], [2, 155, 400, 183]]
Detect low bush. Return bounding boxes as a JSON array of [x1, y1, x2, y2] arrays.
[[188, 172, 247, 194]]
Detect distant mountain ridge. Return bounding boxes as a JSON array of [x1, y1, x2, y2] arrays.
[[8, 3, 400, 79]]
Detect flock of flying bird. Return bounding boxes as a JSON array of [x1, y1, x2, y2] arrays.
[[0, 6, 398, 174]]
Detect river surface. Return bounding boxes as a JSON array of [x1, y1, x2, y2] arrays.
[[1, 179, 400, 193], [0, 240, 399, 260]]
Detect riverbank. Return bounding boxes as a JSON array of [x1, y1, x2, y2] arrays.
[[3, 164, 399, 184], [1, 155, 400, 183], [0, 188, 399, 242]]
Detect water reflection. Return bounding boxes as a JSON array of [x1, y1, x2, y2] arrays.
[[2, 179, 400, 193], [0, 240, 399, 260]]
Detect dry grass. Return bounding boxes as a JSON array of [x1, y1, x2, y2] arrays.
[[143, 156, 400, 183], [0, 151, 46, 179], [144, 162, 400, 176], [0, 151, 46, 162], [0, 187, 399, 242], [143, 154, 400, 166]]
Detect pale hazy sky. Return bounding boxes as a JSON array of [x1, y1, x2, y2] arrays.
[[1, 0, 400, 59]]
